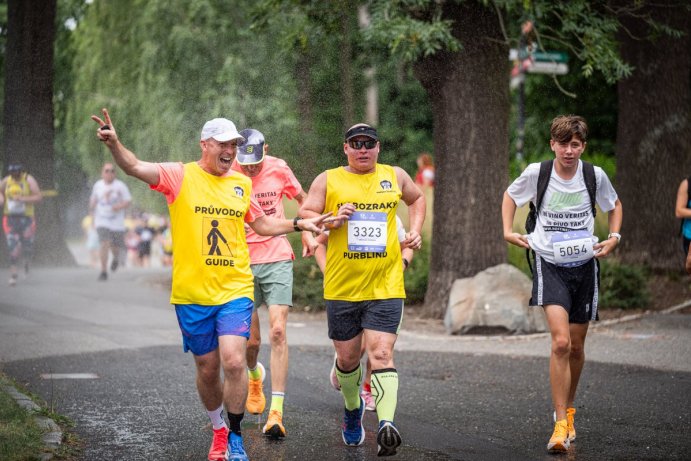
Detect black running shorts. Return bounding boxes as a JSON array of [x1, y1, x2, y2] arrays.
[[326, 298, 404, 341], [530, 255, 600, 324]]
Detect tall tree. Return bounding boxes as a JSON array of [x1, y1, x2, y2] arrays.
[[412, 2, 510, 315], [615, 2, 691, 270], [2, 0, 73, 266], [366, 0, 636, 317]]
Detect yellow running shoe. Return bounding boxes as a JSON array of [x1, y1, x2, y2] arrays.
[[262, 410, 287, 439], [566, 407, 576, 442], [246, 362, 266, 414], [547, 419, 570, 452]]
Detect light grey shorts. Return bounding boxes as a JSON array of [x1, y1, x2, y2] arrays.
[[251, 260, 293, 308]]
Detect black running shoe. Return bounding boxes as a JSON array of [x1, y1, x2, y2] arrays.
[[110, 259, 119, 272], [98, 272, 107, 281], [377, 420, 401, 457]]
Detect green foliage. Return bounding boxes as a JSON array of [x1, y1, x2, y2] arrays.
[[365, 0, 460, 61], [403, 237, 430, 304], [599, 260, 651, 310], [0, 376, 45, 461]]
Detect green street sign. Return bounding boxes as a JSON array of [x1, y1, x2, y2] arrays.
[[533, 51, 568, 63]]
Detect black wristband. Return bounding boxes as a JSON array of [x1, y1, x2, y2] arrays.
[[293, 216, 302, 232], [403, 258, 409, 269]]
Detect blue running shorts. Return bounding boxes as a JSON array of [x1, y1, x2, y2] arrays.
[[175, 297, 253, 355]]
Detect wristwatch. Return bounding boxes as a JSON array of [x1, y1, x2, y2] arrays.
[[607, 232, 621, 242], [293, 216, 302, 232]]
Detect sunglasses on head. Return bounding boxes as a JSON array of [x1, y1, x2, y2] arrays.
[[348, 139, 377, 149]]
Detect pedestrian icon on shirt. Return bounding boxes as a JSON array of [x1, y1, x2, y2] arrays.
[[207, 220, 232, 256]]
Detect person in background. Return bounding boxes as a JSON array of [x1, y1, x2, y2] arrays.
[[231, 128, 318, 439], [0, 163, 42, 286], [675, 176, 691, 275], [414, 153, 435, 187], [89, 162, 132, 281]]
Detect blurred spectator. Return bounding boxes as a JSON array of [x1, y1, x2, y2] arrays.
[[81, 214, 100, 268], [414, 153, 435, 187], [675, 177, 691, 275]]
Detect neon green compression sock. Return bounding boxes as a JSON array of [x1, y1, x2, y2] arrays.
[[371, 368, 399, 422], [336, 364, 362, 411]]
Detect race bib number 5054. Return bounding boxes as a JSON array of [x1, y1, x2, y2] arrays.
[[551, 230, 594, 267]]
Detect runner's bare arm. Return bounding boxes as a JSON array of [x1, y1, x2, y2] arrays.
[[396, 166, 425, 249], [594, 198, 623, 258], [675, 179, 691, 219], [248, 212, 333, 236], [502, 191, 530, 249], [295, 190, 319, 257], [91, 108, 160, 186]]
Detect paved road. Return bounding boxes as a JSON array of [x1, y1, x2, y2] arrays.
[[1, 266, 690, 460]]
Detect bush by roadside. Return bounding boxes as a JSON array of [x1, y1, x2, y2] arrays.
[[0, 373, 81, 461], [0, 374, 45, 461]]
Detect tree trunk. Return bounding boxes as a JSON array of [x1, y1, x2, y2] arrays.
[[339, 8, 355, 128], [616, 4, 691, 271], [414, 3, 509, 318], [2, 0, 75, 267]]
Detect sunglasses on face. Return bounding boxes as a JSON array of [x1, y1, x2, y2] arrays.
[[104, 169, 115, 173], [348, 139, 377, 150]]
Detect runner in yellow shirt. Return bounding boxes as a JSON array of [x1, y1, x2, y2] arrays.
[[300, 123, 425, 457], [91, 108, 331, 461]]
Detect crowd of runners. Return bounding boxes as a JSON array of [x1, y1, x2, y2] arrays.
[[4, 110, 689, 460]]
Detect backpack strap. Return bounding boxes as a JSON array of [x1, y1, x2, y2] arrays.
[[535, 159, 554, 213], [582, 161, 597, 218], [526, 160, 554, 273]]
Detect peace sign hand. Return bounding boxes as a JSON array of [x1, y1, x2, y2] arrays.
[[91, 108, 118, 146]]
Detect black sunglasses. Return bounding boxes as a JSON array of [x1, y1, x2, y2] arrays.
[[348, 139, 377, 149]]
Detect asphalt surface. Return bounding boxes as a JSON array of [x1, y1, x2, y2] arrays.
[[0, 264, 690, 460]]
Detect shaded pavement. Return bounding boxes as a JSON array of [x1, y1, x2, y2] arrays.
[[0, 265, 690, 460]]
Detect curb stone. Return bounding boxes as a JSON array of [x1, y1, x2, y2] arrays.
[[400, 298, 691, 342], [3, 384, 62, 461]]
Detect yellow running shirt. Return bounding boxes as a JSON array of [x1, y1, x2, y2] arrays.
[[159, 162, 257, 305], [3, 173, 34, 217], [323, 164, 405, 301]]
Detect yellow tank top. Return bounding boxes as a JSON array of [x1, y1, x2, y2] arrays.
[[168, 162, 254, 305], [3, 173, 34, 217], [324, 164, 405, 301]]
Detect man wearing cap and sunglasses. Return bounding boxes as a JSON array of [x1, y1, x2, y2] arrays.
[[91, 108, 332, 461], [230, 128, 318, 439], [300, 123, 426, 457], [0, 163, 42, 286]]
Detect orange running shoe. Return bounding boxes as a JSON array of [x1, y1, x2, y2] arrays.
[[566, 407, 576, 442], [208, 426, 229, 461], [262, 410, 287, 439], [246, 362, 266, 414], [547, 419, 570, 452]]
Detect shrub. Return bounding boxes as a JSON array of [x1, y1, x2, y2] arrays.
[[599, 260, 650, 310]]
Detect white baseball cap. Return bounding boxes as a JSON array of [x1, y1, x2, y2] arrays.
[[200, 118, 244, 142]]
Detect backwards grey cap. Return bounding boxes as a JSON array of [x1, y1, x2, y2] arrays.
[[236, 129, 265, 165]]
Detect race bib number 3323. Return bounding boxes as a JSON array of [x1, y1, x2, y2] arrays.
[[347, 211, 387, 253]]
